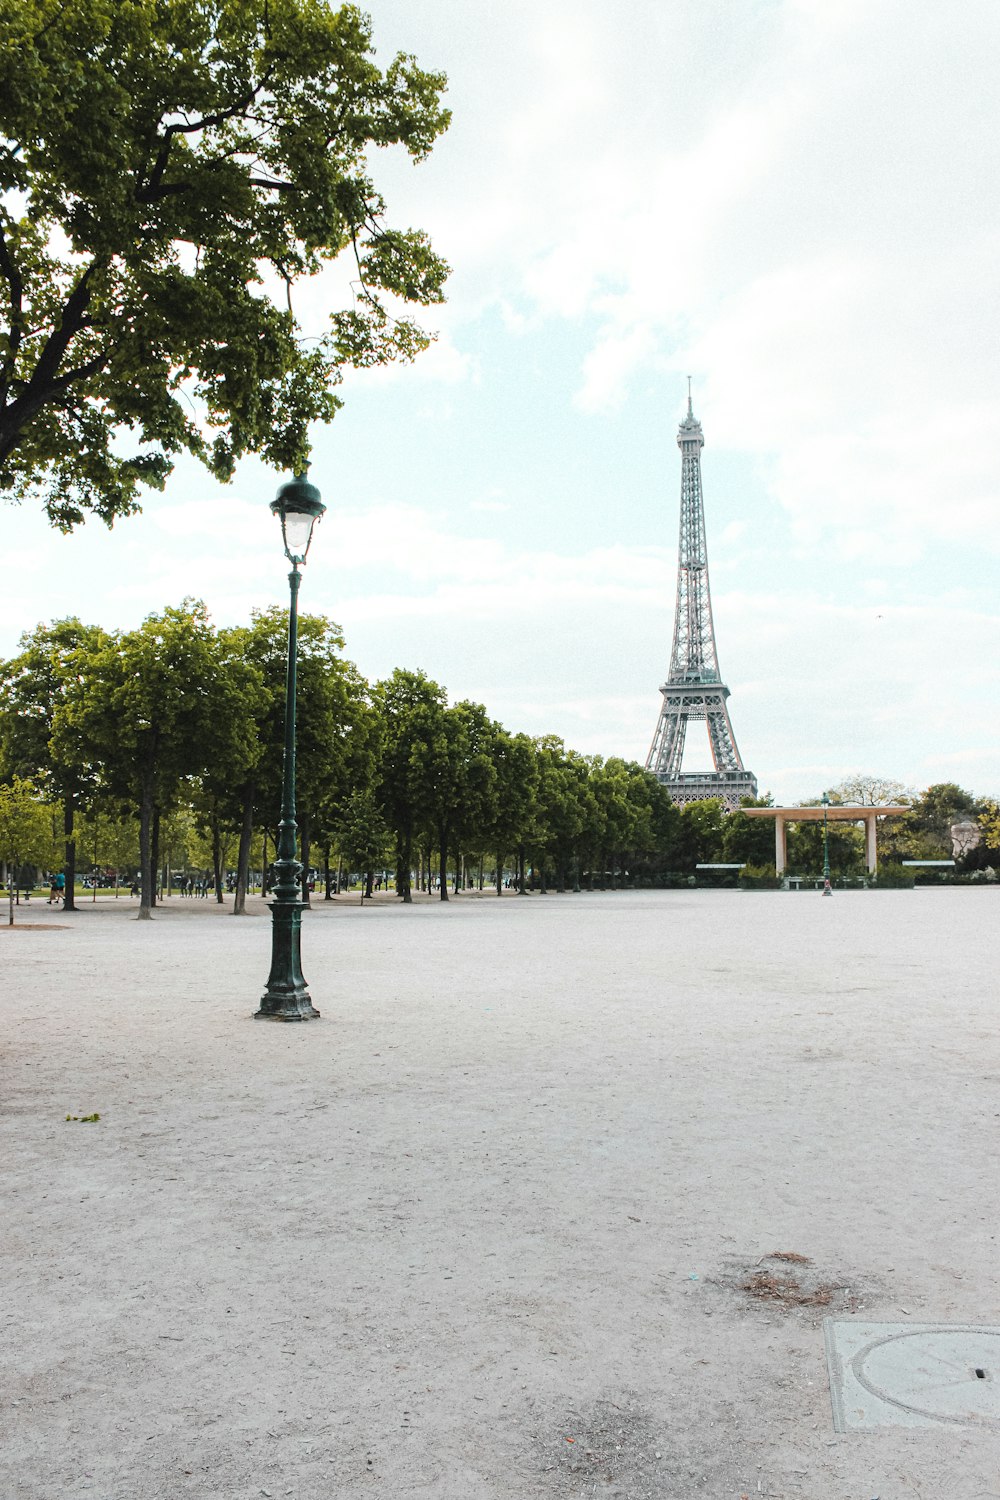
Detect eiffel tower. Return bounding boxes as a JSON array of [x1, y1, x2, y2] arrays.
[[646, 386, 757, 810]]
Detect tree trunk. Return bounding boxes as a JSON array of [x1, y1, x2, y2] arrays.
[[365, 868, 374, 899], [397, 831, 412, 903], [138, 781, 155, 920], [478, 854, 484, 890], [300, 811, 311, 908], [62, 791, 77, 911], [438, 826, 449, 901], [517, 845, 527, 894], [496, 849, 504, 896], [150, 806, 161, 907], [232, 784, 254, 915], [212, 809, 224, 903], [324, 844, 333, 900]]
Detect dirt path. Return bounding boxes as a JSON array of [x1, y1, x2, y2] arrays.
[[2, 888, 998, 1497]]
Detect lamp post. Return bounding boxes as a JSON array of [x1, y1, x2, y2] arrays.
[[255, 472, 326, 1021], [821, 792, 832, 897]]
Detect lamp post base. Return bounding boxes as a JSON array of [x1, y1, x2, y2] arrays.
[[255, 900, 321, 1020]]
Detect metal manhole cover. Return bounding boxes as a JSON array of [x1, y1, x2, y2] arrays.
[[825, 1321, 1000, 1430]]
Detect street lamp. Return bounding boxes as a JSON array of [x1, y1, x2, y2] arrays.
[[821, 792, 832, 897], [255, 472, 326, 1021]]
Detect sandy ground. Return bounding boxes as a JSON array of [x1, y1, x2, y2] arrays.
[[2, 886, 999, 1499]]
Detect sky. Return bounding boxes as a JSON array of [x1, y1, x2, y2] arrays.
[[2, 0, 999, 804]]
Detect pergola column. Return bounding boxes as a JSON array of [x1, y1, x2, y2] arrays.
[[865, 813, 878, 873], [775, 813, 788, 874]]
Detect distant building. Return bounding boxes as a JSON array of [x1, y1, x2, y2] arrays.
[[646, 389, 757, 810]]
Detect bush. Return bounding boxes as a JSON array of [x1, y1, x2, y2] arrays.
[[872, 863, 916, 889], [739, 862, 783, 891]]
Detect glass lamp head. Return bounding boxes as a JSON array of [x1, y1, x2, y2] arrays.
[[271, 473, 326, 564]]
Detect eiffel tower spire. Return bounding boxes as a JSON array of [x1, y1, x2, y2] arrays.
[[646, 387, 757, 809]]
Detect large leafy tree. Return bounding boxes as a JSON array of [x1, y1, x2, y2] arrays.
[[980, 801, 1000, 858], [0, 617, 110, 908], [483, 729, 538, 895], [0, 0, 450, 528], [407, 699, 497, 901], [827, 774, 913, 807], [676, 797, 726, 873], [236, 606, 367, 907], [532, 739, 589, 892], [721, 794, 777, 869], [335, 788, 389, 899], [53, 600, 236, 917], [186, 623, 266, 900], [0, 776, 55, 925], [371, 667, 447, 903]]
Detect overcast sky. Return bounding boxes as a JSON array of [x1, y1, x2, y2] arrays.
[[3, 0, 999, 804]]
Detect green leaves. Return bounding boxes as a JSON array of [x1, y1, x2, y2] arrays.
[[0, 0, 450, 526], [0, 775, 54, 867]]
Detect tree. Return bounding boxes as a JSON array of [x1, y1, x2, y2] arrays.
[[238, 607, 366, 907], [0, 777, 54, 924], [676, 798, 726, 872], [335, 789, 389, 900], [616, 760, 671, 885], [76, 804, 139, 895], [53, 600, 231, 917], [372, 668, 447, 903], [721, 795, 776, 868], [787, 818, 863, 876], [523, 737, 585, 893], [0, 0, 450, 528], [406, 699, 497, 901], [826, 774, 913, 807], [0, 618, 110, 909], [188, 623, 266, 904], [903, 782, 988, 868], [484, 730, 538, 895]]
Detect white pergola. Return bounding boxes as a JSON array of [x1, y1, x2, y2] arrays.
[[742, 805, 910, 874]]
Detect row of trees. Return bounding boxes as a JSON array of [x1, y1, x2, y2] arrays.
[[1, 603, 998, 915]]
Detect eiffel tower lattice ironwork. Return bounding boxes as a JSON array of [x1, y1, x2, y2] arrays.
[[646, 387, 757, 810]]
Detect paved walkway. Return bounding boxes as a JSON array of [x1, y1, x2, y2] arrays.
[[2, 889, 997, 1497]]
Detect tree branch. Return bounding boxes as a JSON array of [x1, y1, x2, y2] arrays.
[[0, 265, 108, 457], [0, 218, 24, 403], [137, 68, 278, 204], [247, 176, 297, 193]]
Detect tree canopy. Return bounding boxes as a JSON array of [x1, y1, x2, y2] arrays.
[[2, 608, 996, 903], [0, 0, 450, 528]]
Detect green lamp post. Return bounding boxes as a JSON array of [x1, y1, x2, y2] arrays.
[[821, 791, 832, 897], [255, 472, 326, 1021]]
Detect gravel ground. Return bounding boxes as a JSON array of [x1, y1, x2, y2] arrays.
[[2, 886, 998, 1499]]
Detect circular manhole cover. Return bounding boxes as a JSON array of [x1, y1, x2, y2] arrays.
[[852, 1329, 1000, 1427]]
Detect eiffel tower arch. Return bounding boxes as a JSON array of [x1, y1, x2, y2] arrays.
[[646, 388, 757, 810]]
